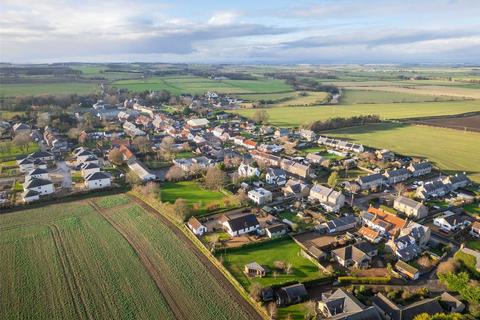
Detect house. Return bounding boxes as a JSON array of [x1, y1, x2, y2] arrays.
[[282, 179, 310, 199], [332, 243, 373, 268], [386, 235, 421, 261], [440, 292, 465, 313], [220, 212, 260, 237], [362, 207, 407, 237], [357, 173, 384, 190], [318, 288, 382, 320], [250, 150, 281, 167], [400, 221, 431, 248], [408, 162, 432, 177], [373, 292, 443, 320], [266, 168, 287, 186], [84, 172, 112, 190], [470, 221, 480, 238], [416, 180, 448, 199], [443, 173, 470, 190], [248, 188, 272, 205], [22, 189, 40, 203], [81, 163, 101, 177], [306, 153, 325, 164], [280, 159, 310, 178], [384, 168, 410, 184], [433, 211, 465, 232], [187, 118, 209, 128], [127, 160, 156, 181], [244, 262, 266, 277], [29, 151, 54, 162], [276, 284, 308, 306], [187, 217, 207, 236], [173, 156, 213, 172], [23, 178, 54, 195], [26, 168, 49, 181], [309, 184, 345, 212], [299, 129, 316, 142], [17, 158, 35, 172], [265, 224, 288, 238], [393, 196, 428, 219], [76, 150, 97, 165], [12, 123, 31, 134], [395, 260, 419, 280], [375, 149, 395, 161], [274, 128, 290, 139], [238, 162, 260, 178], [358, 226, 383, 243], [320, 215, 359, 234]]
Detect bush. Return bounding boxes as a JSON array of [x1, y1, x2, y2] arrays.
[[337, 276, 390, 284]]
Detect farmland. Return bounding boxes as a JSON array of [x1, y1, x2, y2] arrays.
[[342, 85, 480, 99], [112, 76, 293, 95], [324, 123, 480, 182], [0, 82, 99, 97], [160, 181, 229, 215], [238, 91, 329, 107], [232, 100, 480, 127], [339, 89, 462, 104], [0, 194, 257, 320], [219, 237, 324, 288], [410, 114, 480, 132]]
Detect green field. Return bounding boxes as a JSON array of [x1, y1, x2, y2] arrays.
[[0, 195, 251, 320], [325, 123, 480, 182], [0, 199, 175, 320], [112, 76, 292, 95], [339, 89, 462, 104], [0, 142, 39, 161], [231, 100, 480, 127], [160, 181, 228, 215], [0, 82, 99, 97], [219, 238, 323, 288]]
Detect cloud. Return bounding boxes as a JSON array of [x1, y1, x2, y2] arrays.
[[208, 11, 240, 25]]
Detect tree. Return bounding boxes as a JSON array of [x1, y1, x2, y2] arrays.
[[36, 112, 51, 128], [303, 301, 317, 320], [166, 166, 184, 181], [173, 198, 191, 222], [13, 133, 32, 152], [327, 171, 338, 188], [252, 109, 269, 124], [108, 148, 124, 165], [67, 127, 80, 140], [274, 260, 286, 272], [126, 170, 141, 185], [204, 167, 226, 190], [133, 136, 151, 154], [394, 183, 406, 196], [437, 258, 459, 275], [249, 282, 263, 302], [208, 233, 220, 252], [267, 302, 277, 320]]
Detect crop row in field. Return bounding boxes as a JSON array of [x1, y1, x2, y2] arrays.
[[324, 123, 480, 182], [111, 75, 293, 95], [231, 100, 480, 127], [0, 82, 99, 97]]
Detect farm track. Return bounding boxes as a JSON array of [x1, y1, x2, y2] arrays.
[[88, 201, 186, 320], [49, 225, 93, 320], [126, 194, 263, 320]]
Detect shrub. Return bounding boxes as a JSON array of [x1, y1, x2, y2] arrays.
[[337, 276, 390, 284]]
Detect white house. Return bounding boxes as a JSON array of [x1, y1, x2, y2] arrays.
[[84, 172, 112, 190], [127, 160, 156, 181], [187, 217, 208, 236], [23, 178, 54, 195], [76, 150, 98, 165], [221, 213, 260, 237], [17, 158, 35, 173], [248, 188, 272, 205], [81, 162, 101, 178], [21, 189, 40, 203], [187, 118, 209, 128], [238, 162, 260, 178], [433, 211, 465, 232], [26, 168, 49, 181]]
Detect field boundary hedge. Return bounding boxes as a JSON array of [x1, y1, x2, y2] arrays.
[[337, 275, 391, 284]]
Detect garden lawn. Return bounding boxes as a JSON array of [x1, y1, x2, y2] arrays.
[[278, 303, 307, 320], [219, 238, 323, 288], [160, 181, 228, 215], [325, 123, 480, 182], [464, 204, 480, 217], [231, 100, 480, 127], [466, 241, 480, 251], [0, 142, 39, 161]]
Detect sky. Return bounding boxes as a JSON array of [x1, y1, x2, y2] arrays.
[[1, 0, 480, 64]]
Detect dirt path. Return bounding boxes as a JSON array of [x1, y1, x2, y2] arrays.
[[88, 201, 184, 320], [126, 194, 263, 320], [49, 225, 93, 320]]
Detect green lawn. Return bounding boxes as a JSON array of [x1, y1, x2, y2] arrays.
[[325, 123, 480, 182], [466, 241, 480, 251], [112, 75, 292, 95], [231, 100, 480, 127], [339, 89, 461, 104], [278, 211, 314, 231], [219, 238, 323, 288], [0, 142, 39, 160], [160, 181, 228, 215], [464, 204, 480, 217], [0, 82, 99, 97]]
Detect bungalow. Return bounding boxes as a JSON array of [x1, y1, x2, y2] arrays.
[[408, 162, 432, 177], [23, 178, 54, 196], [238, 162, 260, 178], [282, 179, 310, 199], [309, 184, 345, 212], [265, 224, 288, 238], [248, 188, 272, 205], [358, 226, 382, 243], [384, 168, 410, 184], [84, 172, 111, 190], [220, 212, 260, 237], [276, 284, 308, 306], [393, 196, 428, 219], [433, 211, 465, 232], [187, 216, 207, 236], [373, 293, 443, 320], [357, 173, 384, 190], [318, 289, 381, 320], [395, 260, 420, 280], [321, 215, 359, 234], [375, 149, 395, 161], [13, 122, 31, 134], [244, 262, 266, 278], [266, 168, 287, 186], [362, 207, 407, 237], [258, 143, 283, 154], [332, 243, 373, 268]]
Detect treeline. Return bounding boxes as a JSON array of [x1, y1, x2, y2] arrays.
[[191, 70, 257, 80], [303, 114, 381, 132], [285, 77, 339, 94], [264, 71, 337, 80]]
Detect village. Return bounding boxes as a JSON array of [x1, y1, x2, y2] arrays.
[[1, 91, 479, 320]]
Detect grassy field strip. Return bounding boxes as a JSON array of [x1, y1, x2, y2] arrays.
[[231, 100, 480, 127], [324, 123, 480, 182], [342, 85, 480, 99], [339, 89, 463, 104], [0, 82, 99, 97]]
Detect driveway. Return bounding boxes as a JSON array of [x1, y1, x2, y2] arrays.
[[51, 161, 72, 189]]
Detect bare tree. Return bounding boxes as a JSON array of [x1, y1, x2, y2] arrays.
[[249, 282, 263, 302], [68, 127, 80, 140], [166, 165, 185, 181], [126, 170, 141, 185], [252, 109, 269, 124], [209, 233, 220, 252], [13, 133, 32, 153], [394, 183, 406, 196], [205, 167, 226, 190], [303, 301, 317, 320], [108, 148, 124, 165], [36, 112, 51, 128], [274, 260, 286, 272], [267, 302, 277, 320], [173, 198, 191, 222], [133, 136, 151, 154]]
